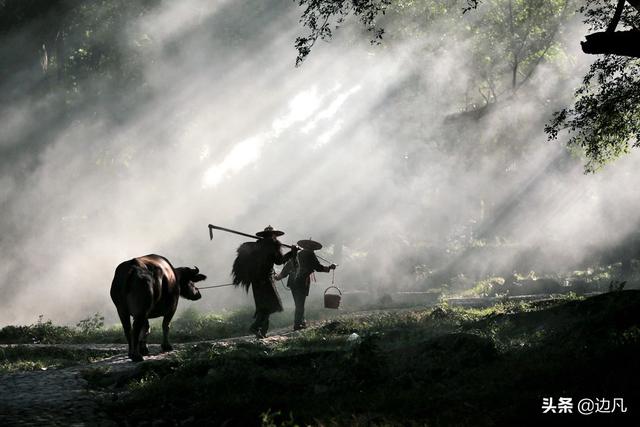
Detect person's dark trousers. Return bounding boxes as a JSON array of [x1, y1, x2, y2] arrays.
[[291, 285, 307, 330], [251, 309, 270, 337]]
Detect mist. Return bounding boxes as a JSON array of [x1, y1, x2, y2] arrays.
[[1, 0, 639, 326]]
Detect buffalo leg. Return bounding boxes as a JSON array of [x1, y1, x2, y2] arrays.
[[139, 319, 150, 356], [161, 313, 174, 352], [116, 307, 133, 358], [131, 316, 146, 362]]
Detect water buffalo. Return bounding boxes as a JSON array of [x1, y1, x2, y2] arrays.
[[110, 254, 206, 362]]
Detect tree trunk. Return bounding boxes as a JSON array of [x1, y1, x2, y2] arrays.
[[55, 30, 64, 84]]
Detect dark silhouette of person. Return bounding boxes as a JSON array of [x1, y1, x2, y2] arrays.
[[232, 226, 298, 338], [276, 239, 336, 330]]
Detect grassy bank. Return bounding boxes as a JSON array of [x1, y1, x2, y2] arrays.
[[0, 307, 328, 346], [84, 291, 640, 426], [0, 305, 345, 373]]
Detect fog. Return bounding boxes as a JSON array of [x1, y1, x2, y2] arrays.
[[1, 0, 639, 326]]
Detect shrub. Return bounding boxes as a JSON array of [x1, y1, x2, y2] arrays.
[[76, 312, 105, 334]]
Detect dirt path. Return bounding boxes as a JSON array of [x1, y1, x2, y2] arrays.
[[0, 329, 296, 427], [0, 358, 115, 426], [0, 297, 567, 426]]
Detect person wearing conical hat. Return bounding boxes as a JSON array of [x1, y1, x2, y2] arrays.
[[232, 225, 298, 338], [275, 238, 336, 331]]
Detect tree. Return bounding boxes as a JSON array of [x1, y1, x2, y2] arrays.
[[546, 0, 640, 172], [294, 0, 640, 171], [447, 0, 572, 114], [580, 0, 640, 57], [294, 0, 482, 66], [471, 0, 570, 97]]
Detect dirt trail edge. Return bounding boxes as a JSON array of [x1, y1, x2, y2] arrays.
[[0, 328, 295, 427]]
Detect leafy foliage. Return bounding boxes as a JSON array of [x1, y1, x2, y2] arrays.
[[544, 0, 640, 171], [546, 55, 640, 172], [294, 0, 392, 66], [293, 0, 640, 171], [0, 0, 159, 106], [295, 1, 571, 107], [392, 0, 573, 108], [469, 0, 571, 101], [0, 315, 74, 344], [76, 312, 105, 334]]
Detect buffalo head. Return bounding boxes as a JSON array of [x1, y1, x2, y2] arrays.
[[177, 266, 206, 300]]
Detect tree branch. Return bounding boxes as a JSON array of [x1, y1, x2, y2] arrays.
[[607, 0, 626, 33], [581, 30, 640, 57]]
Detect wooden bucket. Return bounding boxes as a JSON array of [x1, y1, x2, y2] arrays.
[[324, 286, 342, 309]]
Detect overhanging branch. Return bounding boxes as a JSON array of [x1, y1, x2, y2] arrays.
[[581, 31, 640, 57]]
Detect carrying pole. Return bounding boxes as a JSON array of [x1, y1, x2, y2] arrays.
[[208, 224, 295, 249], [207, 224, 337, 265], [198, 283, 235, 290]]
